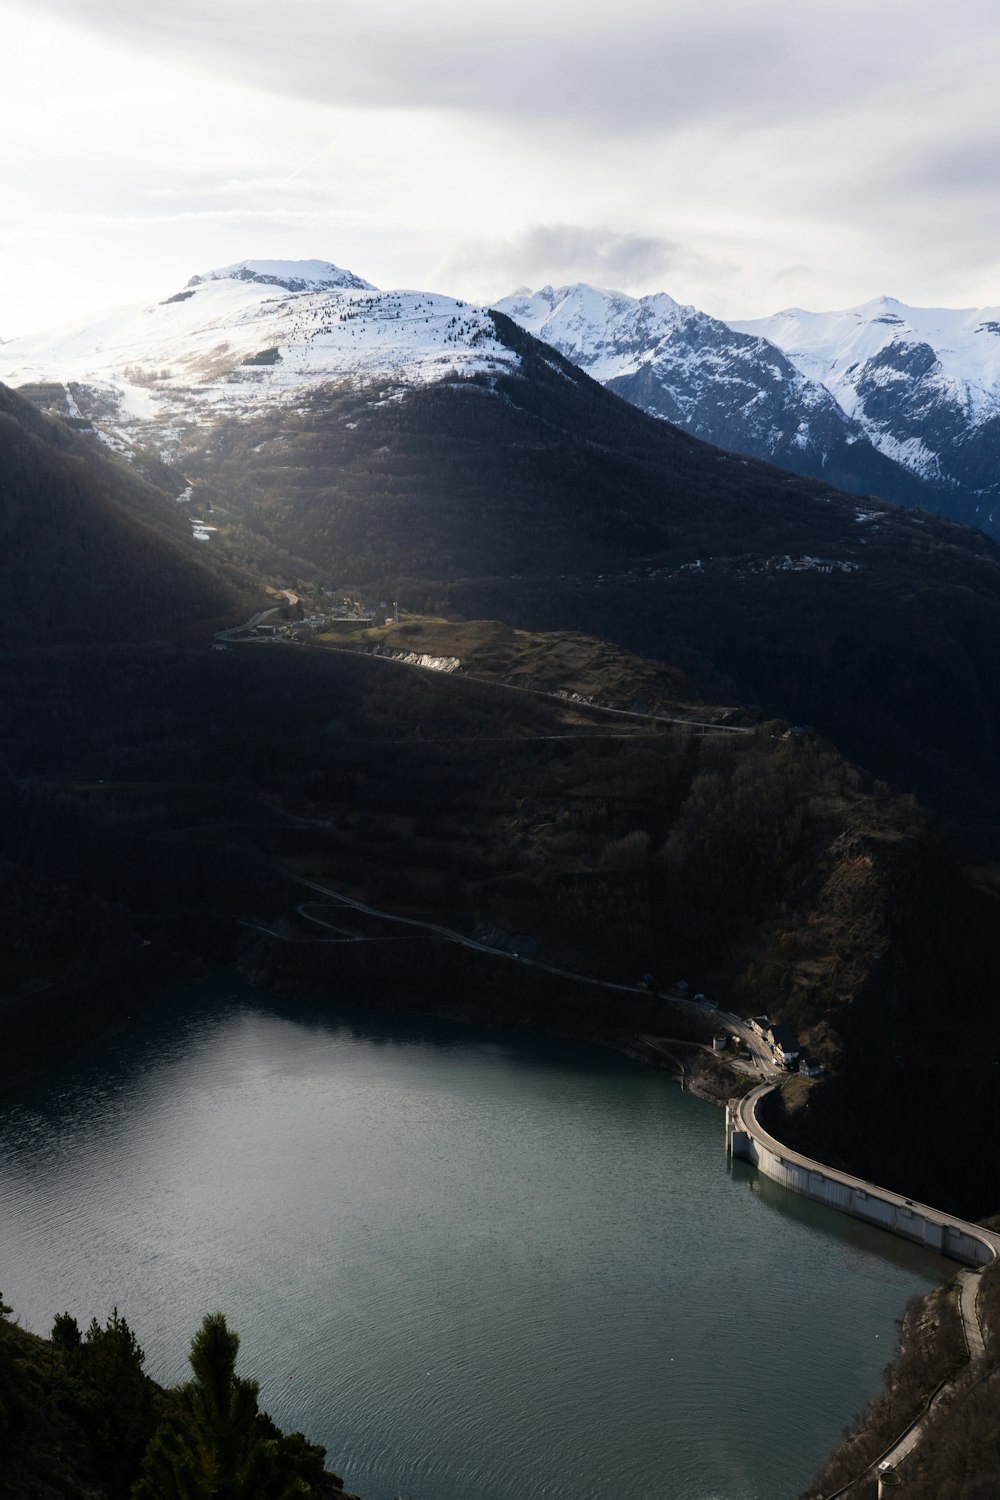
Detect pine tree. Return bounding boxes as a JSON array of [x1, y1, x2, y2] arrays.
[[84, 1307, 152, 1467], [133, 1312, 303, 1500], [51, 1311, 82, 1354]]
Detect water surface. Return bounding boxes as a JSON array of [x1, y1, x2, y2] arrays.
[[0, 982, 946, 1499]]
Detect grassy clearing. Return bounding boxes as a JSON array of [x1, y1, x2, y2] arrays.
[[323, 614, 743, 722]]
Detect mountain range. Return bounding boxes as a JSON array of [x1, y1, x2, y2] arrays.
[[8, 258, 1000, 539], [4, 257, 1000, 850], [5, 254, 1000, 1500], [497, 284, 1000, 539]]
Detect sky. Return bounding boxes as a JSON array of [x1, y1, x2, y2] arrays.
[[3, 0, 1000, 337]]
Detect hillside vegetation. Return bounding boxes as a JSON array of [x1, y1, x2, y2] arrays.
[[0, 1292, 353, 1499], [0, 385, 238, 643], [4, 379, 1000, 1492], [805, 1258, 1000, 1498], [2, 620, 998, 1218], [326, 614, 710, 716], [143, 326, 1000, 861]]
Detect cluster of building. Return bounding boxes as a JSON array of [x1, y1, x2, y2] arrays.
[[746, 1015, 823, 1075], [212, 593, 400, 650], [632, 552, 863, 584], [321, 591, 397, 624], [770, 554, 861, 574]]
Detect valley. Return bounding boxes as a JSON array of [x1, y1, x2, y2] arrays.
[[3, 257, 1000, 1498]]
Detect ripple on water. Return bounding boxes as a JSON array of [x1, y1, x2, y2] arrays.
[[0, 986, 948, 1500]]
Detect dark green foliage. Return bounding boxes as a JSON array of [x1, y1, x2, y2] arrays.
[[132, 1424, 206, 1500], [51, 1312, 82, 1353], [0, 1291, 13, 1454], [82, 1309, 153, 1475], [0, 1296, 349, 1500], [133, 1312, 349, 1500], [0, 1303, 159, 1498]]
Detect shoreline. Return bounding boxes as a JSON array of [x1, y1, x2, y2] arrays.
[[1, 954, 975, 1498]]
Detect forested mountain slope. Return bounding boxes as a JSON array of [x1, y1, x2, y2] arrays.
[[0, 383, 236, 643]]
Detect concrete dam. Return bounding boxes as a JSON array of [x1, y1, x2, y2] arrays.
[[727, 1083, 1000, 1267]]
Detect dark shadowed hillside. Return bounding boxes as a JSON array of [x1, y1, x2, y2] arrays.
[[159, 318, 1000, 852], [180, 311, 970, 579], [1, 625, 998, 1219], [0, 383, 237, 643]]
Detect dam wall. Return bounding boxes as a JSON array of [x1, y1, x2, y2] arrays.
[[727, 1088, 1000, 1268]]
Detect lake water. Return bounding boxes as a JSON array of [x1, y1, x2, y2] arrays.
[[0, 981, 947, 1499]]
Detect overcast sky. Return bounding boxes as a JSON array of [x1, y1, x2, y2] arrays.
[[4, 0, 1000, 336]]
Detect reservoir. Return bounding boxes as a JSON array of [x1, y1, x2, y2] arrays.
[[0, 981, 947, 1499]]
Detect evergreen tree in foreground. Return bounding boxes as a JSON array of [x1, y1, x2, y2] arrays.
[[133, 1312, 341, 1499]]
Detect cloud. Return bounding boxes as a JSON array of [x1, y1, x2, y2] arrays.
[[21, 0, 1000, 142], [890, 137, 1000, 199], [435, 224, 734, 300], [6, 0, 1000, 328]]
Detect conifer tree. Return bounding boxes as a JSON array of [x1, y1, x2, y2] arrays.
[[133, 1312, 303, 1500]]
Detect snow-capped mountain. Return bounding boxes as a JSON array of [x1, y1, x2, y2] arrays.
[[187, 258, 376, 294], [7, 259, 985, 536], [731, 297, 1000, 531], [0, 258, 519, 448], [496, 284, 943, 517]]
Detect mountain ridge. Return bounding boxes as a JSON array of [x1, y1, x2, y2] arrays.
[[733, 294, 1000, 532], [499, 280, 1000, 537], [0, 265, 518, 447], [496, 281, 954, 520], [5, 261, 1000, 849], [8, 258, 999, 544]]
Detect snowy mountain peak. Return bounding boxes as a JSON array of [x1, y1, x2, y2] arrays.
[[732, 297, 1000, 417], [187, 258, 376, 294], [728, 296, 1000, 514], [496, 282, 694, 382], [504, 282, 690, 321], [498, 279, 955, 516], [0, 268, 520, 442]]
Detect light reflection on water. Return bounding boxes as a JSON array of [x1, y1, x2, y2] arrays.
[[0, 981, 948, 1500]]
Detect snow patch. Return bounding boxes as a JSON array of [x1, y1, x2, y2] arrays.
[[0, 270, 522, 432], [732, 298, 1000, 432]]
